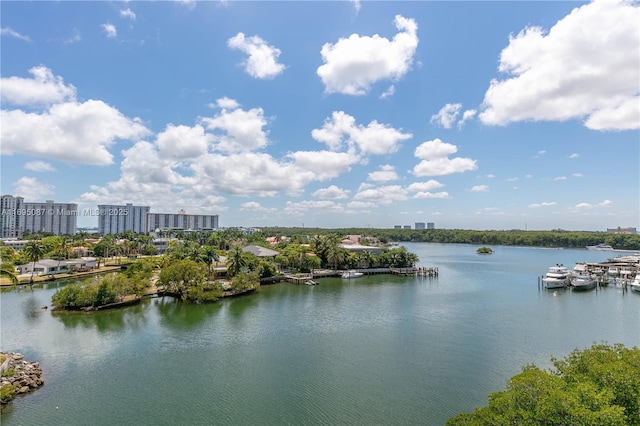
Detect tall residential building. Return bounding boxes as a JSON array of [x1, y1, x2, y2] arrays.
[[1, 195, 24, 238], [147, 209, 219, 232], [98, 204, 150, 235], [415, 222, 426, 229], [427, 222, 435, 229], [4, 198, 78, 236]]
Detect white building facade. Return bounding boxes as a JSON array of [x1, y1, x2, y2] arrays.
[[147, 210, 219, 232], [2, 196, 77, 236], [98, 204, 150, 235]]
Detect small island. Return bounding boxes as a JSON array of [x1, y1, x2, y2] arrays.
[[476, 247, 494, 254]]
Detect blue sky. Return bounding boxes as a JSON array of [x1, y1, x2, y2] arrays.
[[1, 0, 638, 231]]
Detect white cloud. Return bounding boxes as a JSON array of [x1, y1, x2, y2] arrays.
[[312, 185, 350, 200], [317, 15, 418, 95], [120, 8, 136, 20], [529, 201, 557, 208], [2, 100, 149, 165], [1, 27, 31, 42], [412, 138, 478, 177], [413, 191, 450, 199], [213, 97, 240, 110], [350, 0, 361, 13], [227, 33, 286, 79], [379, 85, 396, 99], [569, 153, 580, 159], [156, 124, 212, 160], [407, 180, 444, 192], [554, 176, 567, 181], [102, 23, 117, 38], [368, 165, 398, 182], [470, 185, 489, 192], [353, 185, 408, 205], [507, 177, 518, 182], [575, 203, 592, 209], [312, 111, 412, 155], [458, 109, 477, 128], [240, 201, 277, 213], [347, 200, 377, 209], [201, 105, 270, 153], [284, 200, 346, 216], [479, 0, 640, 131], [13, 177, 54, 200], [24, 161, 56, 172], [431, 103, 461, 129], [598, 199, 612, 207], [0, 66, 76, 106], [572, 173, 583, 178]]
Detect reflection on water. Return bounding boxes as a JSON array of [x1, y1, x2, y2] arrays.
[[0, 243, 638, 426]]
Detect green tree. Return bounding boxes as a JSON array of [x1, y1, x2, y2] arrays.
[[226, 246, 248, 277], [158, 259, 207, 299], [447, 343, 640, 426], [23, 240, 47, 283]]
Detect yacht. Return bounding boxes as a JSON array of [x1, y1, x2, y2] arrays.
[[630, 272, 640, 293], [341, 270, 364, 279], [542, 264, 570, 289], [608, 266, 619, 277], [571, 274, 597, 290], [586, 243, 614, 251]]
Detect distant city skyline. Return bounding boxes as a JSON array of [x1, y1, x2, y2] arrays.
[[1, 1, 638, 231]]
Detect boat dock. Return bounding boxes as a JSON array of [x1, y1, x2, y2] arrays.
[[282, 266, 439, 284]]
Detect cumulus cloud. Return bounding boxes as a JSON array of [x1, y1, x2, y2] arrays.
[[1, 65, 76, 106], [413, 191, 450, 199], [284, 200, 346, 217], [13, 177, 54, 200], [412, 138, 477, 177], [102, 23, 117, 38], [368, 165, 398, 182], [407, 180, 444, 192], [1, 27, 31, 42], [458, 109, 477, 128], [529, 201, 557, 208], [240, 201, 277, 213], [470, 185, 489, 192], [312, 111, 412, 155], [201, 104, 270, 153], [24, 161, 56, 172], [227, 33, 286, 79], [353, 185, 408, 205], [479, 0, 640, 131], [156, 124, 212, 160], [317, 15, 418, 95], [431, 103, 461, 129], [554, 176, 567, 181], [120, 8, 136, 20], [312, 185, 350, 200], [598, 199, 612, 206], [213, 96, 240, 110]]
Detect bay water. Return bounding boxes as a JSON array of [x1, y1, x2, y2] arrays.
[[1, 243, 638, 425]]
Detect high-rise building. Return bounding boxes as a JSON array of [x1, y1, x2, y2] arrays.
[[403, 225, 411, 229], [1, 194, 24, 238], [16, 197, 78, 235], [427, 222, 435, 229], [415, 222, 426, 229], [147, 209, 219, 233], [98, 204, 150, 235]]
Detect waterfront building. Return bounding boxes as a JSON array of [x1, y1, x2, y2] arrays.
[[1, 195, 24, 238], [607, 227, 637, 234], [394, 225, 402, 229], [403, 225, 411, 230], [2, 196, 77, 236], [427, 222, 435, 229], [415, 222, 425, 230], [98, 204, 150, 235], [147, 209, 219, 233]]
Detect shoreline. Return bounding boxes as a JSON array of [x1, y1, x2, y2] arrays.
[[0, 353, 44, 408]]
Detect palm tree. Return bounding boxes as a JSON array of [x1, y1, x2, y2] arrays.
[[201, 245, 219, 279], [0, 263, 19, 285], [54, 239, 73, 275], [226, 246, 247, 277], [23, 240, 47, 283]]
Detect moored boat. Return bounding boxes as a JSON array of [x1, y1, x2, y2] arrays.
[[571, 274, 597, 290], [630, 273, 640, 293], [542, 264, 570, 289], [341, 270, 364, 279]]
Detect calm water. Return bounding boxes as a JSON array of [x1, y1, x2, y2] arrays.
[[1, 243, 638, 425]]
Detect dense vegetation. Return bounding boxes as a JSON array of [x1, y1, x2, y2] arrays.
[[447, 343, 640, 426], [261, 227, 640, 250]]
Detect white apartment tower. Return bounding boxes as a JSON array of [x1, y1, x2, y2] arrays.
[[98, 204, 150, 235], [1, 196, 78, 236], [147, 209, 219, 232]]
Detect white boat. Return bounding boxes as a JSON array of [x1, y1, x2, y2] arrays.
[[586, 243, 614, 251], [571, 274, 597, 290], [619, 267, 634, 277], [572, 263, 589, 276], [341, 270, 364, 279], [305, 279, 319, 286], [608, 266, 620, 277], [630, 273, 640, 293], [542, 264, 570, 289]]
